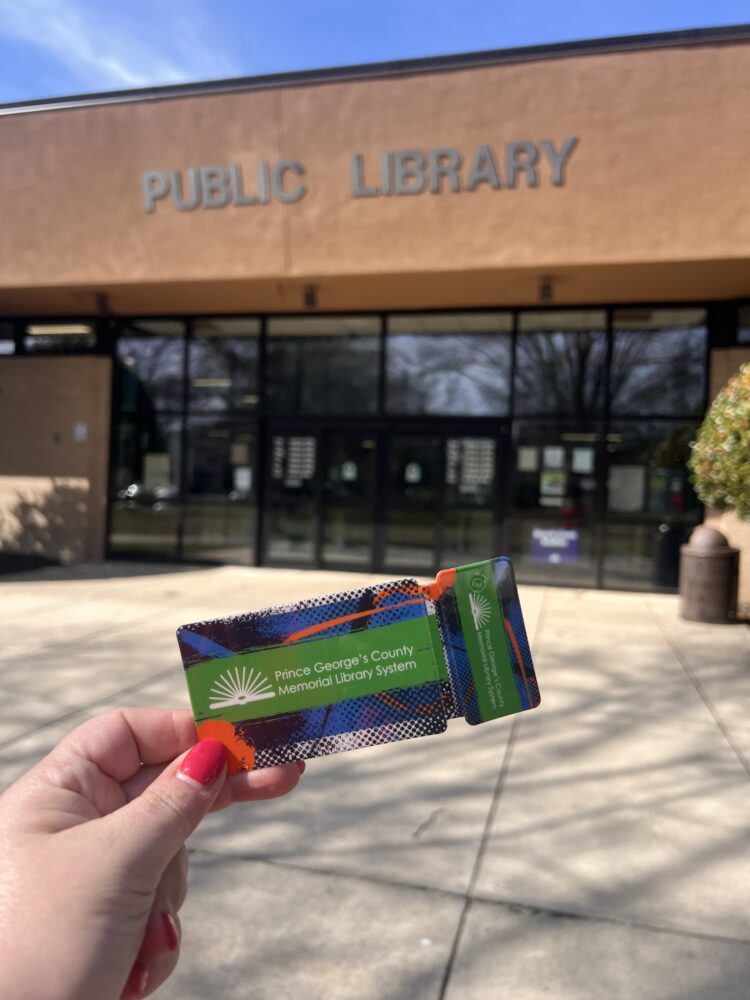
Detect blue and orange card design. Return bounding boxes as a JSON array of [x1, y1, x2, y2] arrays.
[[176, 557, 540, 771]]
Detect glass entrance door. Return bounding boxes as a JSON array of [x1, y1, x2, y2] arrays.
[[384, 433, 443, 572], [263, 426, 503, 573], [321, 431, 378, 568], [265, 433, 318, 564], [384, 430, 502, 573]]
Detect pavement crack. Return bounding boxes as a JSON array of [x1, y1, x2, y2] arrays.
[[412, 807, 445, 840], [437, 716, 521, 1000]]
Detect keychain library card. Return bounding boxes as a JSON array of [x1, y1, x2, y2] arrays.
[[176, 557, 540, 772]]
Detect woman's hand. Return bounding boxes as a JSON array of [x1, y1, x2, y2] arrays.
[[0, 708, 302, 1000]]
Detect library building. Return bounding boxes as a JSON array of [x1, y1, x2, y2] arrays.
[[0, 25, 749, 592]]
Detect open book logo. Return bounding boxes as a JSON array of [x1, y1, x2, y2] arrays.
[[469, 593, 491, 629], [209, 666, 276, 710]]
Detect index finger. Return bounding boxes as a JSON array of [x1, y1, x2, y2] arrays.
[[60, 707, 198, 783]]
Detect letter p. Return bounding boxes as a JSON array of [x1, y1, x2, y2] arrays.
[[142, 170, 170, 213]]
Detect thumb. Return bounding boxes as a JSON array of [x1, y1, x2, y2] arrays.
[[104, 739, 227, 881]]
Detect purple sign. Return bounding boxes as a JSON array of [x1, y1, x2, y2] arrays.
[[531, 527, 580, 565]]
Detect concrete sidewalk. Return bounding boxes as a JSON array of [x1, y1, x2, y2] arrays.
[[1, 564, 749, 999]]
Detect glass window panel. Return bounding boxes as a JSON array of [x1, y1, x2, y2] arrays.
[[444, 437, 496, 508], [387, 435, 442, 506], [737, 305, 750, 345], [189, 318, 260, 412], [611, 309, 707, 416], [267, 316, 379, 414], [511, 422, 601, 518], [109, 414, 182, 557], [508, 421, 599, 587], [605, 421, 700, 520], [324, 434, 377, 500], [183, 417, 256, 565], [505, 515, 598, 587], [266, 435, 317, 563], [385, 509, 438, 571], [0, 321, 15, 352], [117, 320, 186, 411], [386, 313, 512, 415], [515, 311, 607, 417], [603, 522, 691, 591], [443, 509, 495, 567], [24, 321, 96, 353], [323, 507, 373, 567], [385, 434, 441, 570]]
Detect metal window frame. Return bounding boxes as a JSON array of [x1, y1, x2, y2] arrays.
[[2, 297, 736, 587]]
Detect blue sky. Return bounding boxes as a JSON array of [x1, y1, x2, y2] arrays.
[[0, 0, 747, 103]]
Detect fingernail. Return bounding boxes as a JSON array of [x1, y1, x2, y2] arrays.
[[162, 911, 180, 951], [296, 760, 306, 775], [127, 962, 149, 998], [177, 739, 226, 787]]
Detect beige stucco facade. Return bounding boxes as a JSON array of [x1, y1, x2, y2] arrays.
[[0, 357, 111, 562], [1, 36, 749, 315]]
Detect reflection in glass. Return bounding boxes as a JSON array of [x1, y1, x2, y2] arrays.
[[189, 318, 260, 412], [515, 311, 607, 417], [385, 509, 438, 571], [443, 509, 494, 566], [385, 435, 441, 569], [266, 435, 317, 563], [325, 435, 377, 500], [603, 523, 691, 591], [505, 516, 598, 587], [323, 507, 372, 566], [109, 414, 182, 557], [24, 322, 96, 353], [117, 320, 186, 411], [182, 420, 256, 563], [387, 435, 441, 506], [511, 422, 600, 518], [605, 422, 700, 519], [322, 434, 377, 566], [509, 421, 600, 586], [444, 437, 496, 507], [387, 313, 512, 415], [611, 309, 707, 416], [0, 322, 14, 355], [739, 306, 750, 345], [268, 316, 379, 414]]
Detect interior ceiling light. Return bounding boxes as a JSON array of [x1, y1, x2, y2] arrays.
[[26, 324, 93, 336]]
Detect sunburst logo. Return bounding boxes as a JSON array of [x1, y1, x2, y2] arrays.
[[209, 666, 276, 710], [469, 592, 491, 629]]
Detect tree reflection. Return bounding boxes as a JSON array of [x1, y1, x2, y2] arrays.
[[117, 337, 185, 411], [514, 330, 607, 417], [387, 334, 511, 415]]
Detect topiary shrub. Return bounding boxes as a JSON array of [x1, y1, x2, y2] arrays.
[[689, 363, 750, 519]]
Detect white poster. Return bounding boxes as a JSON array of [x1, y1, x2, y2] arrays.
[[143, 453, 171, 489], [572, 447, 594, 474], [608, 465, 646, 513], [230, 442, 249, 466], [233, 466, 252, 493], [542, 446, 565, 470], [518, 446, 539, 472]]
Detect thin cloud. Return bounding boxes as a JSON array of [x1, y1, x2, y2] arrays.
[[0, 0, 239, 90]]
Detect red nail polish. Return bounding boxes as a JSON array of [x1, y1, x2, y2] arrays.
[[127, 962, 149, 998], [178, 739, 226, 786], [162, 912, 179, 951]]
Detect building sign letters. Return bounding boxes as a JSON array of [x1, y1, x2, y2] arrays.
[[141, 138, 578, 213]]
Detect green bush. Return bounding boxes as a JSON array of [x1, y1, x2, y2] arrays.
[[690, 363, 750, 519]]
